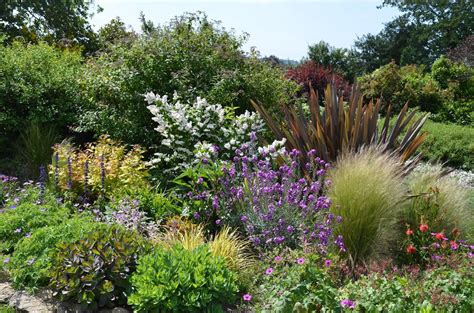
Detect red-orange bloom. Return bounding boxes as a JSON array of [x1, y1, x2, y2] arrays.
[[406, 245, 416, 254], [435, 233, 445, 240], [419, 224, 429, 233], [406, 229, 413, 236]]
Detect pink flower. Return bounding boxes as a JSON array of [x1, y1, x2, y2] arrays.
[[419, 224, 429, 233], [243, 294, 252, 302], [274, 255, 282, 262], [324, 259, 331, 267], [265, 267, 274, 275], [297, 257, 305, 265]]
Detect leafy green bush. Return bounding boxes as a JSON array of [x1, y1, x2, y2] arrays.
[[78, 12, 297, 146], [0, 42, 83, 165], [0, 203, 70, 254], [420, 120, 474, 170], [339, 261, 474, 311], [358, 61, 443, 113], [7, 216, 97, 290], [251, 251, 339, 312], [128, 244, 239, 312], [328, 149, 406, 268], [49, 225, 147, 309]]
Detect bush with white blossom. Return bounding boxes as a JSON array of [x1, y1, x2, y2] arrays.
[[145, 92, 265, 174]]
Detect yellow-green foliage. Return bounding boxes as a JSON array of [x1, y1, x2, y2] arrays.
[[153, 218, 254, 276], [404, 165, 473, 241], [329, 148, 406, 267], [50, 135, 149, 195]]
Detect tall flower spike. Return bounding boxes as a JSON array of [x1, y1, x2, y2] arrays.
[[38, 165, 46, 204], [100, 154, 106, 195], [67, 157, 73, 190], [54, 152, 59, 189], [83, 160, 89, 200]]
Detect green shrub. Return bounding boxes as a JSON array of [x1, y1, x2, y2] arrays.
[[0, 203, 70, 254], [49, 225, 147, 309], [420, 120, 474, 170], [78, 12, 297, 146], [328, 149, 406, 268], [0, 41, 84, 168], [7, 216, 98, 290], [128, 244, 239, 312], [358, 61, 443, 113]]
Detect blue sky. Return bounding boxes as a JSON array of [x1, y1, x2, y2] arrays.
[[91, 0, 400, 60]]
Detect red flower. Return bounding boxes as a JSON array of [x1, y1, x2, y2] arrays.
[[406, 245, 416, 254], [406, 229, 413, 236], [419, 224, 429, 233], [435, 233, 446, 241]]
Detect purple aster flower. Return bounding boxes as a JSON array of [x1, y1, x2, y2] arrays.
[[14, 227, 22, 234], [25, 233, 31, 238], [240, 215, 249, 223], [274, 256, 282, 262], [193, 212, 200, 220], [297, 257, 305, 265], [215, 219, 221, 225], [324, 259, 331, 267], [340, 299, 356, 309], [243, 294, 252, 302], [265, 267, 274, 275], [3, 258, 10, 264]]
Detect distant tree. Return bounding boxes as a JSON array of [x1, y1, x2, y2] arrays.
[[448, 35, 474, 67], [0, 0, 101, 50], [355, 0, 473, 71], [97, 17, 136, 49], [286, 61, 350, 99], [307, 41, 361, 82]]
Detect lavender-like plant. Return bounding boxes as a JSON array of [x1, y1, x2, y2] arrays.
[[38, 165, 46, 204], [188, 142, 345, 254], [53, 152, 59, 189]]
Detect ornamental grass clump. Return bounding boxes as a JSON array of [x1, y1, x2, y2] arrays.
[[328, 148, 406, 268], [403, 164, 473, 242]]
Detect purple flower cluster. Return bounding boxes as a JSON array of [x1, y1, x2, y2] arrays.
[[104, 198, 157, 236], [189, 143, 344, 253]]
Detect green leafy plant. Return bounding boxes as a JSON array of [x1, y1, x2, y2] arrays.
[[420, 119, 474, 170], [251, 251, 339, 312], [328, 148, 406, 269], [48, 225, 148, 309], [7, 216, 97, 290], [128, 244, 239, 312], [0, 203, 70, 254], [252, 83, 428, 172]]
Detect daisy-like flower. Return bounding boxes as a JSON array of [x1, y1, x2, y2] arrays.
[[274, 255, 282, 262], [265, 267, 274, 275], [297, 257, 305, 265], [242, 294, 252, 302], [324, 259, 331, 267]]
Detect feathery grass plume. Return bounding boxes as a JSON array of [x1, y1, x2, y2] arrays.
[[328, 148, 406, 269], [153, 218, 205, 251], [403, 164, 473, 241], [208, 226, 254, 273]]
